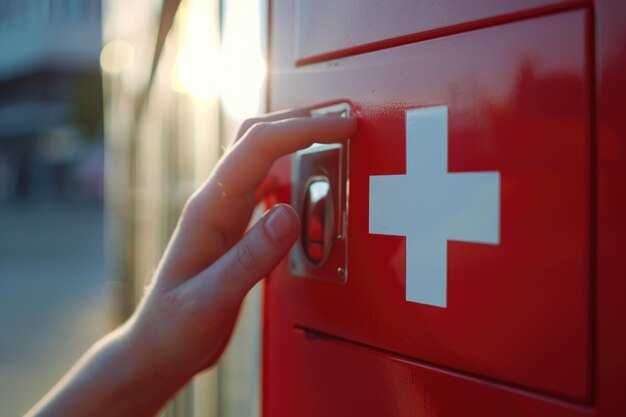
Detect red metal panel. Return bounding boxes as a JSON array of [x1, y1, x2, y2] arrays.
[[265, 8, 592, 404], [264, 324, 592, 417], [595, 0, 626, 415], [294, 0, 588, 64]]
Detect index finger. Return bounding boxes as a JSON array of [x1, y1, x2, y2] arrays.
[[234, 107, 312, 142], [215, 115, 357, 197]]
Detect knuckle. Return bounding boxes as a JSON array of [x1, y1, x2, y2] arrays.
[[247, 121, 271, 141], [236, 118, 258, 139], [181, 190, 204, 221], [246, 122, 277, 156], [236, 241, 260, 272], [181, 195, 199, 222], [241, 118, 261, 132]]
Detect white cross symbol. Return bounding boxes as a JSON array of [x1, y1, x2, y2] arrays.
[[369, 105, 500, 308]]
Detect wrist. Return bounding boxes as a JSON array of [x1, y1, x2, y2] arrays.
[[100, 321, 188, 415]]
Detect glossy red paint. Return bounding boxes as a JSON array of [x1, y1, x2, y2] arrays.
[[264, 0, 625, 415], [264, 328, 589, 417], [295, 0, 587, 64], [595, 0, 626, 415]]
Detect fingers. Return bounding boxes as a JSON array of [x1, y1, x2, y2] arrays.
[[234, 107, 311, 142], [183, 204, 299, 310], [215, 116, 357, 197], [158, 112, 357, 288]]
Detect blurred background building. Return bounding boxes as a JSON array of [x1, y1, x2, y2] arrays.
[[1, 0, 267, 416], [0, 0, 103, 201], [0, 1, 108, 416]]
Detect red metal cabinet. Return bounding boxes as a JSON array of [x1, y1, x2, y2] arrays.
[[264, 0, 626, 415]]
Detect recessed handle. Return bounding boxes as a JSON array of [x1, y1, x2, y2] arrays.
[[301, 177, 334, 265]]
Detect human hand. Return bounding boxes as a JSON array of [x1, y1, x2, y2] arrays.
[[123, 109, 357, 384], [26, 108, 357, 417]]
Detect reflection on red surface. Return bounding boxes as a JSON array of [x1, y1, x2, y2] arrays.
[[262, 2, 626, 415]]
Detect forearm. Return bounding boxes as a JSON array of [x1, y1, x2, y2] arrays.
[[24, 112, 356, 416], [25, 323, 186, 417]]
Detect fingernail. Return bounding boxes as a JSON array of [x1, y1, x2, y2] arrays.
[[264, 206, 294, 243]]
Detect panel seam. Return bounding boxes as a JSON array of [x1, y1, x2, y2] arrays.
[[295, 0, 592, 66]]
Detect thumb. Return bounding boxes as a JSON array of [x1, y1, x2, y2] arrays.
[[187, 204, 300, 309]]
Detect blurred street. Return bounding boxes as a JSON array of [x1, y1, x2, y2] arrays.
[[0, 201, 112, 416]]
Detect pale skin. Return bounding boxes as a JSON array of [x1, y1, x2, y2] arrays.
[[26, 110, 358, 417]]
